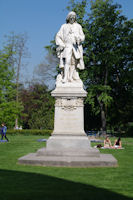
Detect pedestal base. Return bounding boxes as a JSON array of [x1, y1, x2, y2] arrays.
[[18, 152, 117, 167], [18, 135, 117, 167]]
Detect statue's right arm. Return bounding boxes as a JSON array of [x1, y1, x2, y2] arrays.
[[55, 25, 65, 48]]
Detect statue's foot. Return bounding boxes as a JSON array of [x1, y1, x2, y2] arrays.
[[62, 79, 67, 83], [68, 78, 73, 82]]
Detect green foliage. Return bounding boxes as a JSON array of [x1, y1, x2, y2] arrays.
[[0, 45, 23, 128], [0, 102, 23, 128], [126, 123, 133, 137], [86, 85, 113, 115], [20, 83, 54, 129], [7, 129, 52, 136]]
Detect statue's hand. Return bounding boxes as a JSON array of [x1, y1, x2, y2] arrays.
[[58, 46, 64, 51], [56, 46, 64, 53], [77, 38, 81, 45], [75, 36, 80, 45]]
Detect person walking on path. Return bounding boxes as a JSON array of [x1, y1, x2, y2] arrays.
[[1, 123, 9, 141]]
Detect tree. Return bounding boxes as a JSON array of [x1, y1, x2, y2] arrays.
[[0, 45, 23, 128], [4, 32, 30, 128], [20, 83, 54, 129]]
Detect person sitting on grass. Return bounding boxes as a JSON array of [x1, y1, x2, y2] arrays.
[[1, 123, 9, 142], [104, 136, 112, 148], [113, 137, 122, 149]]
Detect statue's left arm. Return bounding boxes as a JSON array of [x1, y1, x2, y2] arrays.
[[75, 24, 85, 45], [79, 24, 85, 42]]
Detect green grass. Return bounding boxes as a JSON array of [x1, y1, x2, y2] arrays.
[[0, 135, 133, 200]]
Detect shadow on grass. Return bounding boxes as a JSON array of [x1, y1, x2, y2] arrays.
[[0, 169, 131, 200]]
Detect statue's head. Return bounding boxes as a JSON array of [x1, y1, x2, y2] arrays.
[[66, 11, 77, 24]]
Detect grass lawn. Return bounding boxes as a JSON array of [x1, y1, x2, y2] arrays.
[[0, 135, 133, 200]]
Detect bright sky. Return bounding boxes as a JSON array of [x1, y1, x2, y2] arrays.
[[0, 0, 133, 83]]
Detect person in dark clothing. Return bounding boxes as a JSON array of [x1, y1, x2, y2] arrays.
[[113, 137, 122, 148], [1, 123, 9, 141]]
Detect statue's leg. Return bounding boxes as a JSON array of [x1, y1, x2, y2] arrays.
[[69, 65, 75, 82], [68, 52, 76, 82], [62, 57, 71, 83], [59, 55, 64, 69], [62, 64, 69, 83]]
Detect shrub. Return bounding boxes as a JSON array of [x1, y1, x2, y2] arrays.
[[7, 129, 53, 136], [126, 122, 133, 137]]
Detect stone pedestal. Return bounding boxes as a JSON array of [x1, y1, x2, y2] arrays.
[[18, 83, 117, 167], [51, 85, 87, 136]]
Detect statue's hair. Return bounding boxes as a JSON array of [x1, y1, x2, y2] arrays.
[[66, 11, 77, 23]]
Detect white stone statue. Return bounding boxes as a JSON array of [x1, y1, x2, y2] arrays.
[[55, 11, 85, 85]]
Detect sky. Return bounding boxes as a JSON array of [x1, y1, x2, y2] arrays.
[[0, 0, 133, 85]]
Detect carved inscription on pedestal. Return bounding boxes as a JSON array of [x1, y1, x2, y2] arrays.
[[55, 98, 83, 111]]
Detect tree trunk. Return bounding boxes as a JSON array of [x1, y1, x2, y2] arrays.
[[15, 118, 18, 129], [97, 95, 107, 135], [15, 52, 22, 128], [101, 108, 106, 135]]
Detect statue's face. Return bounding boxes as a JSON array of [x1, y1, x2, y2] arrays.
[[69, 15, 76, 24]]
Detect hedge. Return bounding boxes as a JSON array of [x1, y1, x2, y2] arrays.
[[6, 129, 53, 136]]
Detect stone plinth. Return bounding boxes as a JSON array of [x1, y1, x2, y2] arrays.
[[18, 153, 117, 167], [51, 85, 87, 136], [18, 83, 117, 167], [37, 136, 99, 157]]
